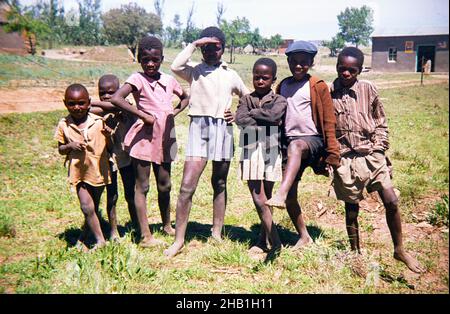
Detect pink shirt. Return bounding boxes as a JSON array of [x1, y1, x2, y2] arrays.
[[123, 72, 183, 163]]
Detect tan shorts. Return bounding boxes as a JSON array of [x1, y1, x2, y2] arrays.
[[332, 152, 393, 204]]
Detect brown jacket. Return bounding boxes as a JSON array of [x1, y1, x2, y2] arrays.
[[276, 74, 340, 167]]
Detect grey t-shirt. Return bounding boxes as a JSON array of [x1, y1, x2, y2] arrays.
[[280, 78, 318, 137]]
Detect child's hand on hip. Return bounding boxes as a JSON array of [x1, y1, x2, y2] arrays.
[[224, 109, 235, 124], [142, 112, 155, 126]]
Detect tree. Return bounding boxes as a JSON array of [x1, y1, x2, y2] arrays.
[[102, 2, 162, 60], [220, 16, 251, 63], [2, 1, 50, 54], [25, 0, 67, 47], [165, 13, 182, 47], [268, 34, 283, 49], [337, 5, 374, 48], [182, 2, 200, 44], [216, 2, 225, 26], [65, 0, 103, 46], [322, 33, 345, 57], [153, 0, 164, 21]]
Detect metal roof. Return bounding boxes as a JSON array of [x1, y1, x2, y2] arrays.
[[372, 25, 449, 37]]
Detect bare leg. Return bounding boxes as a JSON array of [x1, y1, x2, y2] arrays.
[[248, 180, 282, 251], [164, 158, 208, 257], [76, 182, 106, 249], [211, 160, 231, 240], [266, 139, 309, 208], [345, 202, 361, 252], [152, 162, 175, 236], [379, 188, 424, 273], [106, 170, 119, 240], [133, 158, 164, 247], [119, 164, 137, 228], [285, 180, 313, 249]]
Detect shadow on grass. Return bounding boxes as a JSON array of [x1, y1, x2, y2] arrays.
[[58, 219, 326, 252], [58, 218, 139, 248]]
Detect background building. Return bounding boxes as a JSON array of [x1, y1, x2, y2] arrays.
[[371, 26, 449, 72]]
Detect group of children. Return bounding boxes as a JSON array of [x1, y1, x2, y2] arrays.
[[55, 26, 423, 273]]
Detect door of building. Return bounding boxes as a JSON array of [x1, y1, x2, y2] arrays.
[[416, 45, 436, 72]]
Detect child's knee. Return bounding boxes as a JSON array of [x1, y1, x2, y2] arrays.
[[251, 194, 266, 209], [79, 201, 95, 217], [157, 180, 172, 194], [289, 140, 308, 155], [135, 181, 150, 194], [211, 177, 227, 190], [179, 184, 195, 198]]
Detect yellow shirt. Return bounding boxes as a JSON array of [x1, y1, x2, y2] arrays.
[[54, 113, 111, 187]]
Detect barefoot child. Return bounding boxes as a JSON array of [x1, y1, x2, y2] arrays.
[[265, 41, 340, 249], [164, 26, 249, 257], [330, 47, 424, 273], [110, 36, 189, 248], [235, 58, 286, 255], [55, 84, 112, 250], [90, 74, 138, 238]]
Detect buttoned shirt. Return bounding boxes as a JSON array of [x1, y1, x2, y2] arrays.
[[54, 113, 111, 186], [330, 79, 389, 156], [171, 43, 250, 118]]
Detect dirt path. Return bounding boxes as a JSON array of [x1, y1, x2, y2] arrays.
[[0, 86, 97, 114], [1, 78, 447, 115]]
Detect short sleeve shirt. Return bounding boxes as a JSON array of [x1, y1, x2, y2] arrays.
[[54, 113, 111, 186]]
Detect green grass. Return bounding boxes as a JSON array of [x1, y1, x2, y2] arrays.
[[0, 47, 448, 294], [427, 195, 449, 227]]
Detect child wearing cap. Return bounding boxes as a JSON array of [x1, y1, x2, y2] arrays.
[[330, 47, 424, 273], [165, 26, 250, 257], [265, 40, 340, 249]]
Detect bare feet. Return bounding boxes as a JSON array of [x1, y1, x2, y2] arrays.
[[291, 236, 313, 250], [75, 240, 89, 253], [265, 245, 282, 263], [265, 194, 286, 209], [163, 242, 185, 258], [139, 237, 167, 248], [162, 225, 176, 236], [211, 228, 223, 242], [90, 241, 106, 252], [394, 250, 425, 273], [248, 244, 269, 254], [110, 231, 120, 242]]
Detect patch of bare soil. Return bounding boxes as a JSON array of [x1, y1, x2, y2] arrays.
[[0, 86, 97, 114], [312, 191, 449, 292]]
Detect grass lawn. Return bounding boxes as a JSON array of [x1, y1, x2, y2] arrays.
[[0, 47, 448, 294]]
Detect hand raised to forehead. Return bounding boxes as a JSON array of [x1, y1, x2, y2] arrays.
[[194, 37, 221, 47]]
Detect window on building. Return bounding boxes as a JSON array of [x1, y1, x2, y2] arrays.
[[388, 47, 397, 62]]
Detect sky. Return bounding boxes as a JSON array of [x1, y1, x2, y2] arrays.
[[20, 0, 449, 40]]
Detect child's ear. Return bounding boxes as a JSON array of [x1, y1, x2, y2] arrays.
[[161, 55, 165, 63]]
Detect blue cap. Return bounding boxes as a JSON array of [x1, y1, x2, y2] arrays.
[[285, 40, 318, 57]]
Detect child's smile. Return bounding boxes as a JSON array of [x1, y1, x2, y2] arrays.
[[140, 48, 163, 78], [65, 90, 90, 121], [288, 52, 313, 81]]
